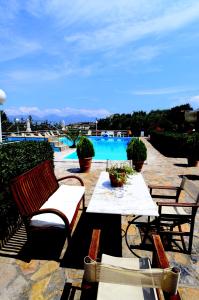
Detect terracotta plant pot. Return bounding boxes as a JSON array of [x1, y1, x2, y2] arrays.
[[133, 161, 144, 172], [79, 157, 92, 172], [109, 173, 126, 187]]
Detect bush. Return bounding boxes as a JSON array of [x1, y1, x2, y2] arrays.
[[76, 136, 95, 158], [150, 131, 199, 159], [126, 138, 147, 161], [150, 131, 187, 157], [0, 141, 54, 243], [185, 133, 199, 160]]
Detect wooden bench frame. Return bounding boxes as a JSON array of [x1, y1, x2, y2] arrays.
[[10, 160, 85, 243]]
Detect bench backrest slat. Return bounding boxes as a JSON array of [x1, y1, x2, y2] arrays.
[[11, 160, 58, 217]]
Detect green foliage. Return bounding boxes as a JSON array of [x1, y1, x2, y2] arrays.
[[126, 138, 147, 161], [185, 133, 199, 160], [0, 141, 54, 242], [150, 131, 199, 159], [64, 128, 80, 148], [150, 131, 188, 157], [107, 163, 135, 177], [76, 136, 95, 158], [96, 103, 196, 134], [107, 163, 135, 185], [0, 141, 54, 185]]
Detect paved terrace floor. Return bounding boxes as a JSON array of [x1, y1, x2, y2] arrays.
[[0, 138, 199, 299]]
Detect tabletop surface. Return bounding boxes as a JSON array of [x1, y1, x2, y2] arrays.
[[86, 171, 158, 216]]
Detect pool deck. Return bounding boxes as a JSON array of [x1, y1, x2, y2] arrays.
[[0, 138, 199, 299]]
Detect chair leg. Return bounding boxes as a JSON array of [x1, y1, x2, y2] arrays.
[[188, 217, 195, 254], [177, 225, 187, 252]]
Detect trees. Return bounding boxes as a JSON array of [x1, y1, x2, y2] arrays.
[[96, 104, 195, 135], [1, 111, 12, 132]]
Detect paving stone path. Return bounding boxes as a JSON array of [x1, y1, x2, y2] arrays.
[[0, 138, 198, 299]]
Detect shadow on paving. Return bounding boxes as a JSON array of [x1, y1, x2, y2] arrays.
[[174, 163, 188, 167], [0, 225, 67, 262], [180, 174, 199, 181], [61, 212, 122, 269], [0, 212, 122, 266]]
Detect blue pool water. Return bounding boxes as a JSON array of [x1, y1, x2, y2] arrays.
[[63, 136, 132, 160]]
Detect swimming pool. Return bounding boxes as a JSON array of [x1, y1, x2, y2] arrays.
[[63, 136, 132, 160]]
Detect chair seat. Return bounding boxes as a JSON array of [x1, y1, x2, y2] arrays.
[[97, 254, 157, 300], [161, 206, 188, 216], [31, 185, 85, 228]]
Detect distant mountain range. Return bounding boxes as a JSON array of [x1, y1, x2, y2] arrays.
[[7, 114, 96, 124]]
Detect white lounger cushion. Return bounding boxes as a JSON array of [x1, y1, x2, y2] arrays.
[[31, 185, 85, 228]]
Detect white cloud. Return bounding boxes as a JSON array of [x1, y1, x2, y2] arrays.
[[6, 1, 199, 54], [189, 95, 199, 105], [131, 45, 164, 61], [5, 62, 93, 82], [0, 38, 42, 62], [62, 1, 199, 52], [133, 87, 193, 96], [5, 106, 111, 118]]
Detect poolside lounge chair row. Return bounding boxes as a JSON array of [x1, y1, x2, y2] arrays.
[[100, 131, 125, 137], [8, 130, 63, 138]]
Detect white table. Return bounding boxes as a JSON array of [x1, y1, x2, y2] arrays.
[[87, 171, 158, 258], [87, 171, 158, 217]]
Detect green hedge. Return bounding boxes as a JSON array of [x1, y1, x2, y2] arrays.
[[150, 131, 199, 158], [0, 141, 54, 243]]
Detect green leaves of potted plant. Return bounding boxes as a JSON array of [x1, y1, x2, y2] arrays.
[[107, 164, 135, 187], [126, 138, 147, 172], [76, 136, 95, 172], [185, 133, 199, 167], [64, 128, 80, 148]]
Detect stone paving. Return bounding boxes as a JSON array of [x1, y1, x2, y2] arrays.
[[0, 138, 199, 299]]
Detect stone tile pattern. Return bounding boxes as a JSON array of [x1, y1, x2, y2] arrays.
[[0, 138, 198, 299]]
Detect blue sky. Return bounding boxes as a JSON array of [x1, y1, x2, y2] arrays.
[[1, 0, 199, 122]]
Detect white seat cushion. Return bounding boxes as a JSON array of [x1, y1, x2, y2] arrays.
[[30, 185, 85, 228], [161, 206, 187, 215]]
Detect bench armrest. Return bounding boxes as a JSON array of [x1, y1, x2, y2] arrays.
[[57, 175, 84, 186]]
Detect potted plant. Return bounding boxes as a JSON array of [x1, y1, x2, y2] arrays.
[[126, 138, 147, 172], [76, 136, 95, 172], [107, 164, 134, 187], [185, 133, 199, 167]]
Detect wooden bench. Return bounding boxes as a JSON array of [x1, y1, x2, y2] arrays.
[[10, 160, 85, 245]]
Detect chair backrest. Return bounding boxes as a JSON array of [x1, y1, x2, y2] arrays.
[[181, 176, 199, 203], [83, 231, 181, 300], [10, 160, 59, 217]]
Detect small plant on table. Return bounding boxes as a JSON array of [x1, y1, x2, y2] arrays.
[[107, 164, 135, 187]]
